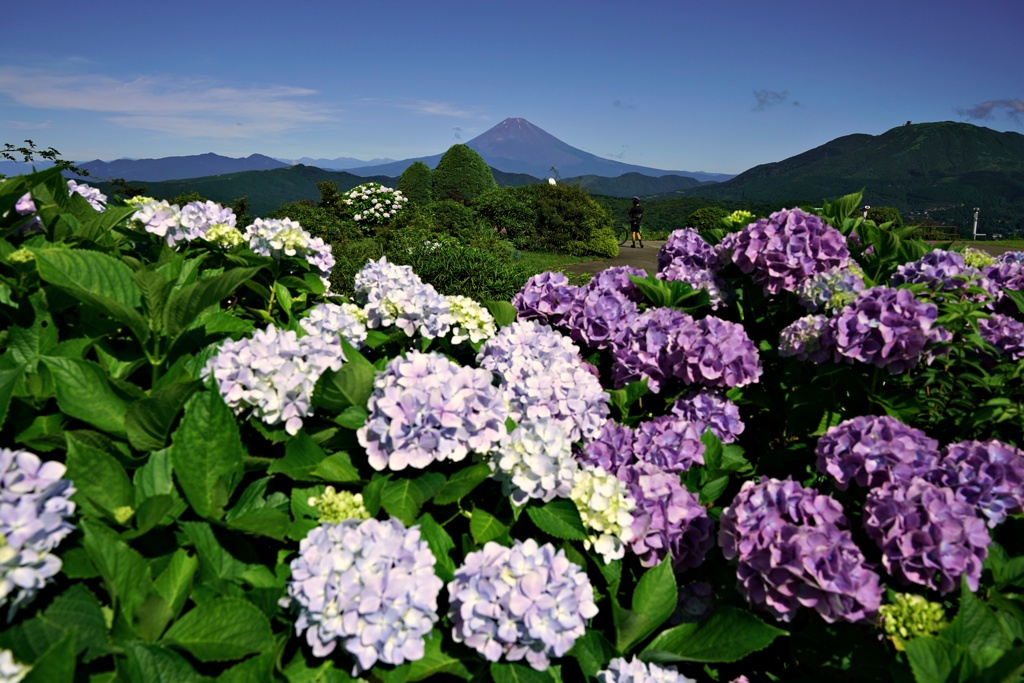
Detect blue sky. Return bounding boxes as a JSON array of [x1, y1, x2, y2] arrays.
[[2, 0, 1022, 175]]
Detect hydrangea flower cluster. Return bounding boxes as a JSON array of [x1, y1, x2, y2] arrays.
[[244, 217, 335, 284], [978, 313, 1024, 360], [670, 388, 745, 444], [878, 593, 948, 641], [128, 197, 244, 248], [0, 649, 30, 682], [931, 439, 1024, 528], [511, 271, 580, 328], [203, 325, 344, 435], [815, 415, 941, 490], [611, 308, 762, 393], [353, 257, 452, 339], [597, 657, 696, 683], [343, 182, 408, 225], [796, 265, 865, 312], [829, 286, 945, 374], [719, 477, 883, 623], [445, 295, 497, 344], [1, 449, 76, 616], [586, 265, 648, 303], [962, 247, 996, 269], [657, 261, 729, 308], [308, 487, 369, 524], [578, 419, 636, 473], [447, 539, 598, 670], [724, 209, 756, 228], [633, 415, 705, 473], [563, 287, 639, 350], [778, 314, 834, 363], [284, 518, 442, 671], [17, 180, 107, 216], [570, 465, 636, 563], [477, 320, 609, 442], [863, 477, 990, 593], [657, 228, 723, 273], [357, 351, 508, 471], [127, 198, 185, 245], [491, 419, 578, 504], [716, 207, 850, 295], [891, 249, 1001, 306], [617, 462, 714, 569], [983, 251, 1024, 291], [300, 302, 369, 349]]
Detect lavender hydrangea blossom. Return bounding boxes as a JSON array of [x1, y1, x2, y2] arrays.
[[670, 389, 744, 444], [863, 477, 991, 593], [245, 217, 335, 285], [283, 518, 442, 671], [815, 415, 941, 490], [511, 271, 581, 328], [717, 208, 850, 295], [611, 307, 696, 393], [658, 228, 723, 273], [354, 257, 452, 339], [477, 320, 609, 442], [633, 415, 705, 473], [0, 449, 76, 616], [978, 314, 1024, 360], [930, 439, 1024, 528], [203, 325, 344, 435], [778, 314, 835, 363], [18, 180, 106, 216], [796, 265, 865, 312], [586, 265, 648, 303], [357, 351, 508, 471], [597, 656, 697, 683], [563, 287, 639, 351], [983, 251, 1024, 292], [447, 539, 598, 670], [830, 286, 945, 374], [618, 462, 714, 569], [719, 477, 883, 624], [891, 249, 1002, 306], [577, 419, 636, 473], [657, 262, 729, 309], [300, 302, 369, 349]]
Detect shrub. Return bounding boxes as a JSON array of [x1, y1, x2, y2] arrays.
[[432, 144, 496, 204], [687, 206, 730, 231], [473, 186, 538, 243], [396, 160, 433, 206], [867, 205, 904, 228]]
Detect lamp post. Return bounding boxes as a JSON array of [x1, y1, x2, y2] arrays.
[[863, 205, 870, 220], [972, 207, 983, 240]]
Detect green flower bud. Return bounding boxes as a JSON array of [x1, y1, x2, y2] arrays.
[[8, 248, 35, 264], [308, 486, 369, 524], [879, 593, 948, 642], [963, 247, 996, 269]]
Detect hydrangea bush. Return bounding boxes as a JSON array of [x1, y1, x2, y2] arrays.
[[1, 169, 1023, 682]]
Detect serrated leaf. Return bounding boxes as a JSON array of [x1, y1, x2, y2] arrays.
[[120, 641, 209, 683], [313, 338, 376, 411], [64, 432, 133, 519], [0, 367, 22, 433], [490, 662, 554, 683], [470, 507, 509, 545], [268, 430, 329, 481], [416, 513, 456, 583], [23, 631, 76, 683], [42, 357, 128, 437], [614, 555, 677, 653], [311, 451, 362, 483], [482, 300, 517, 328], [125, 379, 201, 452], [169, 390, 245, 519], [434, 463, 493, 505], [567, 629, 618, 678], [162, 598, 273, 662], [163, 266, 262, 340], [526, 499, 587, 541], [903, 635, 965, 683], [81, 519, 154, 628], [179, 522, 278, 589], [407, 630, 472, 681], [382, 473, 445, 525], [153, 549, 198, 626], [642, 606, 787, 664], [33, 247, 140, 308]]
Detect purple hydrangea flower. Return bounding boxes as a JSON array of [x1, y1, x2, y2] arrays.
[[984, 251, 1024, 291], [283, 518, 442, 671], [670, 388, 744, 444], [656, 261, 729, 309], [597, 656, 697, 683], [978, 314, 1024, 360], [511, 271, 581, 327], [353, 257, 452, 339], [66, 180, 107, 211], [618, 462, 714, 569], [830, 286, 945, 374], [633, 415, 705, 473], [611, 306, 696, 393], [202, 325, 344, 435], [0, 449, 76, 617], [563, 287, 639, 351], [863, 477, 990, 593], [130, 198, 186, 246], [357, 351, 509, 471], [586, 265, 648, 302], [930, 439, 1024, 528], [815, 415, 941, 490], [658, 228, 723, 272], [717, 208, 850, 295], [477, 320, 609, 442], [719, 477, 883, 624], [577, 419, 636, 473], [891, 249, 1002, 306], [179, 199, 237, 241], [778, 314, 836, 363], [447, 539, 598, 670], [681, 316, 763, 388]]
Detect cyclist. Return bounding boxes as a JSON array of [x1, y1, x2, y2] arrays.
[[628, 196, 644, 248]]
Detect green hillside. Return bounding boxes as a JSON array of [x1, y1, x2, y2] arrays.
[[672, 122, 1024, 235]]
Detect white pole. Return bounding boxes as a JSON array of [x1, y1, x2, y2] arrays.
[[863, 205, 870, 219], [972, 207, 983, 240]]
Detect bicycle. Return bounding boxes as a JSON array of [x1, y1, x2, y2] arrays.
[[617, 223, 632, 246]]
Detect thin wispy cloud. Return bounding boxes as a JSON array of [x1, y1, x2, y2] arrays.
[[0, 67, 333, 138], [752, 89, 801, 111], [399, 100, 487, 118], [957, 99, 1024, 121], [3, 119, 52, 130], [613, 100, 636, 110]]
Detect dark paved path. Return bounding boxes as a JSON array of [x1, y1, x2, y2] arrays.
[[562, 240, 666, 277]]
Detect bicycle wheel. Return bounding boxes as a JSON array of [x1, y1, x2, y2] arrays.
[[618, 226, 630, 246]]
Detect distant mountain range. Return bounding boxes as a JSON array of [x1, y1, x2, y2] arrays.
[[345, 118, 733, 183], [275, 155, 398, 170]]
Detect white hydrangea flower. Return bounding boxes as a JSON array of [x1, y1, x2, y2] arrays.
[[571, 465, 636, 564], [446, 295, 497, 344], [490, 419, 578, 505]]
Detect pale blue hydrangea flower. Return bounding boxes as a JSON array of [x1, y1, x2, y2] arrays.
[[570, 465, 636, 564], [0, 449, 76, 618], [66, 179, 107, 211], [283, 518, 442, 672], [202, 325, 344, 435], [245, 217, 335, 286], [491, 419, 578, 505], [446, 295, 497, 344], [357, 351, 508, 471], [448, 539, 598, 670], [597, 656, 696, 683], [797, 265, 866, 313], [128, 198, 186, 246], [300, 302, 369, 349], [353, 257, 452, 339], [477, 320, 610, 442]]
